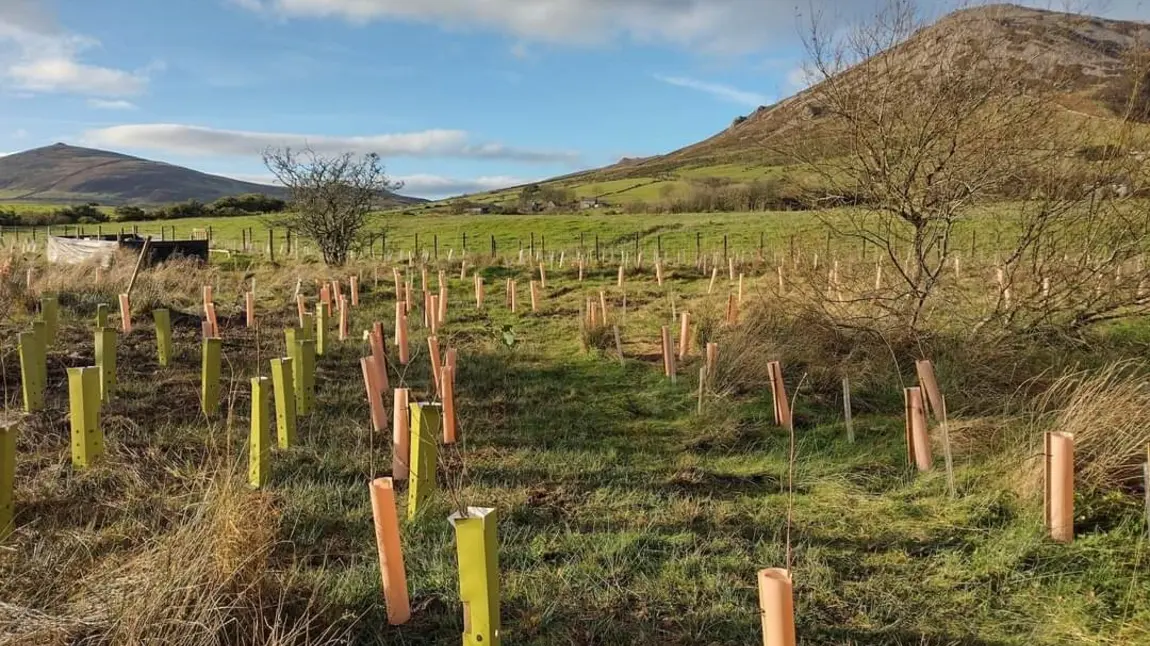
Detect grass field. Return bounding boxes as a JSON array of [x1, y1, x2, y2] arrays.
[[0, 208, 1022, 268], [1, 230, 1148, 644]]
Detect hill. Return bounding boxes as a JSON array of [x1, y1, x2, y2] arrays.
[[460, 4, 1148, 206], [0, 143, 425, 207]]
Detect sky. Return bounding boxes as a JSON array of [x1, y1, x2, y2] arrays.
[[0, 0, 1146, 199]]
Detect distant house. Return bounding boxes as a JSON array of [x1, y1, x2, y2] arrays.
[[467, 205, 491, 215], [579, 198, 607, 210]]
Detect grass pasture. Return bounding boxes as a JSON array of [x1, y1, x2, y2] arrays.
[[0, 219, 1148, 645]]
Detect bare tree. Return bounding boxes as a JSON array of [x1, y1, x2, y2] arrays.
[[263, 147, 403, 266], [788, 0, 1150, 335]]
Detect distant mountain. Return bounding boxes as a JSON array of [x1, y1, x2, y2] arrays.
[[0, 143, 425, 206], [559, 3, 1150, 184]]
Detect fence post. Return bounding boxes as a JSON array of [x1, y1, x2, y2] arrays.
[[67, 366, 104, 468]]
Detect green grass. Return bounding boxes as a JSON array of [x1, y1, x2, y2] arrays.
[[2, 252, 1147, 645]]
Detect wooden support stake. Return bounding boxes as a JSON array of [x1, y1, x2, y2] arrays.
[[842, 377, 854, 443], [539, 261, 547, 289], [1044, 431, 1075, 543], [249, 376, 272, 488], [350, 275, 360, 307], [613, 325, 624, 364], [442, 365, 457, 445], [529, 281, 539, 313], [757, 568, 796, 646], [407, 402, 441, 519], [271, 357, 297, 448], [428, 336, 443, 396], [201, 337, 222, 416], [706, 342, 718, 379], [245, 291, 256, 329], [67, 366, 103, 468], [339, 296, 350, 341], [678, 312, 691, 360], [660, 326, 672, 378], [450, 507, 502, 646], [370, 478, 412, 625], [154, 309, 172, 366], [393, 389, 410, 480]]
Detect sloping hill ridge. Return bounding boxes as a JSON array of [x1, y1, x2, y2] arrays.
[[0, 143, 425, 206], [566, 3, 1150, 185]]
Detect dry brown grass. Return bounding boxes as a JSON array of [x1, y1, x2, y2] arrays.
[[1017, 360, 1150, 496]]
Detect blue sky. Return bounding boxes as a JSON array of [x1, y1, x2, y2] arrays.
[[0, 0, 1145, 198]]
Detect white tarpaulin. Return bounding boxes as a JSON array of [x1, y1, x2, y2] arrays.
[[46, 236, 118, 266]]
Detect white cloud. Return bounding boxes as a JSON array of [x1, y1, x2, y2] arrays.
[[82, 123, 580, 164], [230, 0, 821, 53], [87, 98, 138, 110], [653, 74, 768, 107], [509, 42, 530, 59], [395, 173, 532, 198], [785, 66, 813, 92], [230, 1, 1150, 54], [0, 0, 152, 96]]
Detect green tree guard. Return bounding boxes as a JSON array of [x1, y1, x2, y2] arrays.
[[315, 307, 328, 356], [298, 339, 316, 415], [249, 376, 271, 488], [407, 402, 441, 519], [95, 327, 117, 402], [450, 507, 502, 646], [41, 294, 58, 346], [67, 367, 104, 468], [201, 337, 222, 416], [300, 313, 314, 341], [95, 303, 109, 329], [271, 357, 297, 449], [18, 331, 45, 412], [154, 309, 173, 367], [0, 424, 16, 541]]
